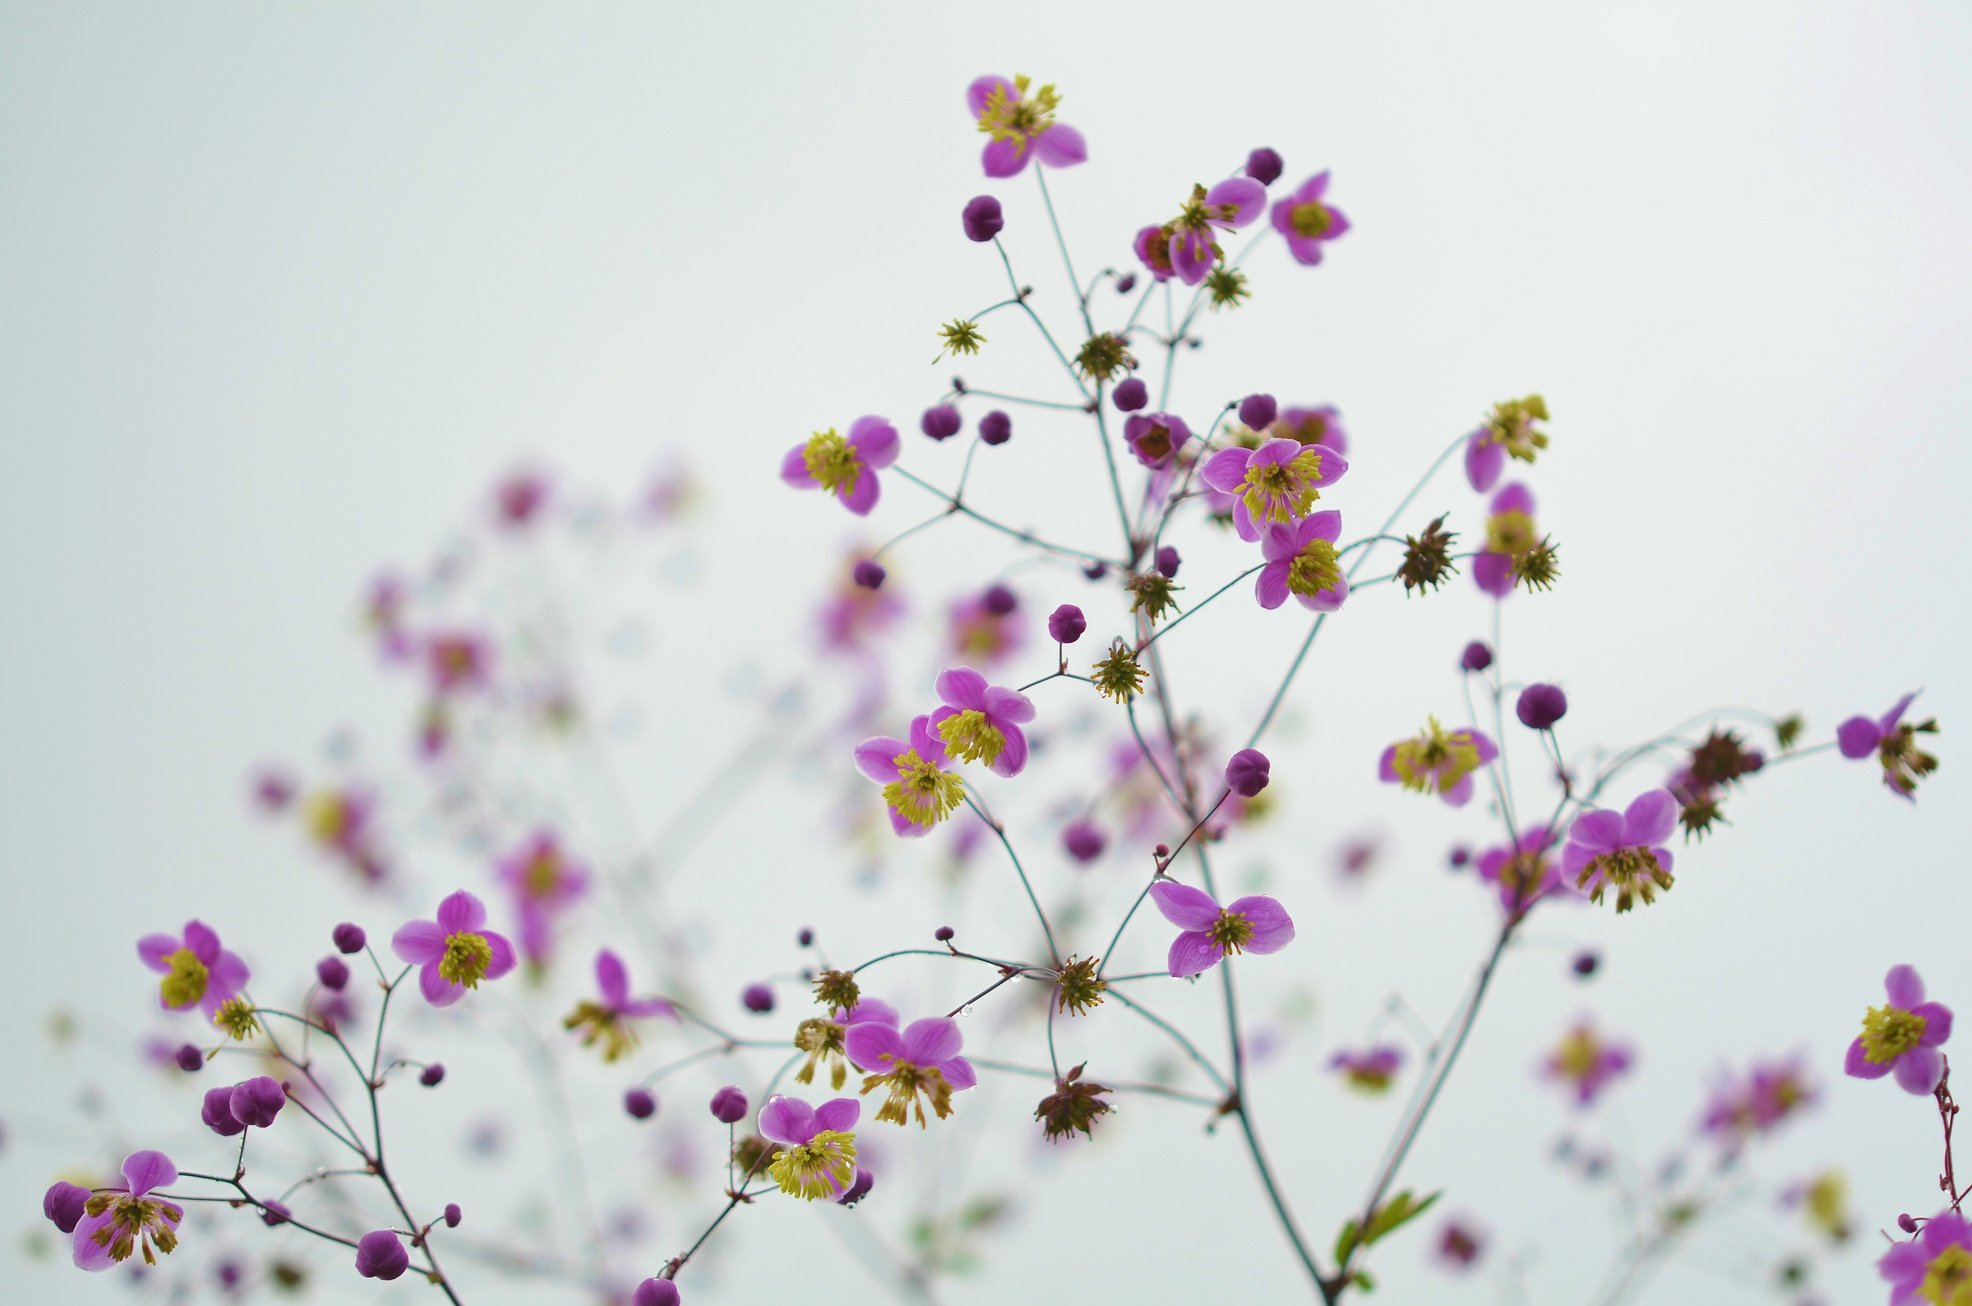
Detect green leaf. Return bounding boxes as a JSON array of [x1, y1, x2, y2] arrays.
[[1334, 1190, 1442, 1268], [1333, 1219, 1361, 1265]]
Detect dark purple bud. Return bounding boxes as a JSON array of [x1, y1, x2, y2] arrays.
[[934, 925, 955, 942], [1572, 950, 1600, 978], [174, 1043, 204, 1072], [1246, 147, 1284, 186], [978, 409, 1012, 446], [623, 1088, 659, 1120], [920, 404, 962, 441], [1112, 377, 1149, 412], [230, 1075, 287, 1129], [797, 927, 815, 947], [259, 1199, 292, 1227], [355, 1229, 410, 1281], [1460, 641, 1494, 672], [419, 1063, 446, 1087], [741, 983, 775, 1014], [1082, 561, 1108, 580], [962, 194, 1004, 243], [1900, 1212, 1920, 1234], [43, 1181, 90, 1234], [852, 560, 886, 590], [217, 1258, 244, 1288], [1154, 546, 1182, 578], [1048, 603, 1087, 644], [332, 922, 366, 954], [633, 1280, 682, 1306], [836, 1166, 875, 1206], [1516, 683, 1569, 730], [1238, 393, 1278, 430], [709, 1086, 749, 1124], [982, 584, 1017, 616], [1448, 845, 1471, 868], [316, 956, 350, 992], [1061, 819, 1107, 864], [1225, 748, 1272, 798], [202, 1085, 247, 1136], [443, 1203, 462, 1228], [1115, 273, 1137, 294]]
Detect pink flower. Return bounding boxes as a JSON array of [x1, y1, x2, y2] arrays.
[[1149, 881, 1295, 978], [844, 1017, 978, 1126], [1880, 1208, 1972, 1305], [1201, 438, 1348, 542], [494, 831, 591, 965], [1836, 691, 1940, 801], [391, 891, 517, 1007], [780, 417, 900, 516], [1256, 510, 1348, 612], [968, 75, 1086, 178], [1562, 790, 1676, 913], [137, 921, 250, 1022], [1270, 172, 1350, 265], [1845, 965, 1953, 1095], [72, 1150, 182, 1271], [855, 716, 966, 838], [1543, 1019, 1632, 1107], [929, 666, 1036, 777]]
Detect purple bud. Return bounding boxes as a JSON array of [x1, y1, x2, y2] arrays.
[[1448, 845, 1472, 868], [1154, 546, 1182, 578], [709, 1086, 749, 1124], [443, 1203, 462, 1228], [316, 956, 350, 992], [1225, 748, 1271, 798], [1571, 950, 1600, 978], [962, 194, 1004, 243], [633, 1279, 683, 1306], [1238, 393, 1278, 430], [797, 927, 815, 947], [174, 1043, 204, 1073], [1460, 641, 1494, 672], [1048, 603, 1087, 644], [202, 1085, 247, 1136], [1245, 147, 1284, 186], [1061, 819, 1107, 865], [934, 925, 955, 942], [230, 1075, 287, 1129], [837, 1166, 875, 1206], [623, 1088, 659, 1120], [920, 405, 962, 441], [332, 922, 366, 954], [982, 584, 1017, 616], [355, 1229, 410, 1281], [1516, 684, 1569, 730], [217, 1258, 244, 1288], [419, 1063, 446, 1087], [852, 560, 886, 590], [1115, 273, 1137, 294], [741, 983, 775, 1014], [1082, 561, 1108, 580], [978, 409, 1012, 446], [43, 1181, 90, 1234], [1900, 1213, 1920, 1234], [259, 1199, 292, 1226], [1112, 377, 1149, 412]]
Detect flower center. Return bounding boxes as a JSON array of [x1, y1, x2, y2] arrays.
[[1242, 448, 1324, 524], [1577, 846, 1674, 913], [1391, 718, 1482, 794], [1286, 538, 1342, 598], [213, 996, 259, 1040], [1290, 201, 1333, 238], [562, 1001, 637, 1063], [794, 1017, 850, 1089], [1554, 1029, 1602, 1080], [975, 75, 1059, 150], [802, 429, 860, 496], [1486, 509, 1537, 556], [1921, 1244, 1972, 1306], [768, 1128, 859, 1201], [1132, 420, 1176, 463], [1208, 909, 1255, 955], [159, 948, 209, 1009], [304, 792, 353, 844], [863, 1059, 955, 1127], [881, 749, 965, 829], [439, 931, 494, 988], [1498, 850, 1550, 902], [83, 1192, 183, 1266], [522, 853, 564, 899], [936, 709, 1007, 767], [1860, 1003, 1929, 1064]]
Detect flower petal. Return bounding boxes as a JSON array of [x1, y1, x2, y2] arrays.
[[121, 1150, 177, 1199], [758, 1094, 816, 1146], [853, 736, 908, 783], [436, 891, 487, 935], [981, 136, 1027, 178], [1844, 1035, 1890, 1079], [481, 930, 517, 979], [1199, 447, 1251, 493], [983, 686, 1035, 724], [183, 921, 221, 965], [596, 950, 630, 1008], [1228, 896, 1295, 953], [137, 933, 180, 973], [941, 1055, 979, 1091], [1206, 176, 1268, 227], [813, 1097, 861, 1134], [838, 468, 880, 516], [847, 416, 899, 469], [1622, 790, 1678, 846], [1568, 809, 1626, 853], [1149, 880, 1221, 930], [989, 725, 1029, 779], [420, 963, 464, 1008], [1916, 1002, 1954, 1046], [935, 666, 989, 710], [780, 444, 815, 488], [1255, 562, 1290, 610], [1894, 1045, 1943, 1095], [900, 1017, 963, 1064], [1033, 122, 1087, 167], [72, 1211, 116, 1271], [1464, 432, 1503, 492], [844, 1021, 903, 1070], [392, 919, 447, 965], [1167, 930, 1223, 978], [1886, 964, 1927, 1009]]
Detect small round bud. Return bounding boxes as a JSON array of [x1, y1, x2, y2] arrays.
[[1516, 683, 1569, 730], [633, 1279, 682, 1306], [741, 983, 775, 1013], [1238, 393, 1278, 430], [1900, 1213, 1920, 1234], [202, 1085, 247, 1137], [355, 1229, 410, 1281], [962, 194, 1004, 243], [443, 1203, 462, 1228], [978, 409, 1012, 445], [1225, 748, 1271, 798], [332, 922, 366, 954], [1460, 641, 1494, 673], [419, 1063, 446, 1087], [1572, 950, 1600, 978], [1448, 845, 1471, 868], [982, 584, 1017, 616], [259, 1199, 292, 1227], [1112, 377, 1149, 411], [623, 1088, 659, 1120], [1048, 603, 1087, 644], [230, 1075, 287, 1129], [1245, 147, 1284, 186], [1154, 843, 1171, 858], [852, 560, 886, 590], [1115, 272, 1137, 293], [920, 404, 962, 441], [1082, 560, 1108, 580], [797, 927, 815, 947], [1154, 545, 1182, 579], [709, 1086, 749, 1124], [934, 925, 956, 942], [1062, 819, 1107, 864], [316, 956, 350, 992], [174, 1043, 204, 1072], [43, 1181, 90, 1234]]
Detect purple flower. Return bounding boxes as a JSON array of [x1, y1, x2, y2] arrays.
[[1202, 438, 1348, 541], [930, 666, 1036, 777], [779, 416, 901, 516], [1270, 172, 1351, 265], [759, 1093, 864, 1199], [1330, 1045, 1404, 1093], [355, 1229, 409, 1281], [1122, 411, 1191, 468], [1473, 482, 1540, 598], [1148, 881, 1295, 978], [796, 996, 899, 1089], [968, 75, 1086, 177], [1562, 791, 1676, 912], [229, 1076, 286, 1129], [1543, 1020, 1632, 1107], [1702, 1056, 1815, 1140], [845, 1017, 978, 1126], [1048, 603, 1086, 644], [1836, 691, 1939, 800], [1112, 377, 1149, 411], [137, 921, 250, 1023], [633, 1280, 683, 1306], [1474, 826, 1568, 915], [1061, 819, 1106, 864], [1463, 395, 1551, 491], [1162, 177, 1269, 285], [709, 1086, 749, 1124], [1246, 147, 1284, 186], [72, 1150, 182, 1271], [1379, 720, 1498, 806], [1880, 1208, 1972, 1305], [1272, 404, 1349, 455], [425, 631, 493, 696], [1516, 683, 1568, 730], [961, 194, 1003, 242], [565, 949, 679, 1062], [493, 467, 550, 530], [1225, 748, 1271, 798], [1436, 1219, 1486, 1270], [44, 1181, 90, 1234], [390, 890, 517, 1007], [493, 830, 590, 966], [1845, 965, 1953, 1095], [855, 715, 967, 836], [1256, 511, 1348, 612], [948, 588, 1025, 667]]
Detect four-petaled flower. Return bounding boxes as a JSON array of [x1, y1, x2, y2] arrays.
[[758, 1094, 863, 1200], [1474, 826, 1569, 916], [73, 1150, 182, 1271], [1837, 691, 1940, 801], [1463, 394, 1550, 492], [1379, 719, 1498, 806], [930, 667, 1037, 777], [780, 417, 901, 517], [1162, 178, 1269, 286], [1202, 438, 1349, 541], [1270, 172, 1351, 265], [1149, 880, 1295, 978], [1845, 964, 1953, 1095], [391, 891, 517, 1007], [796, 997, 899, 1090], [494, 830, 591, 966], [1256, 510, 1349, 612], [1543, 1019, 1632, 1107], [855, 715, 967, 837], [1880, 1208, 1972, 1306], [968, 75, 1086, 178], [137, 921, 250, 1024], [564, 949, 678, 1063], [1561, 790, 1676, 913], [844, 1016, 979, 1126]]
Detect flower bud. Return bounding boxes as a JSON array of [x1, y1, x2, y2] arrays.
[[1460, 641, 1494, 672], [742, 983, 775, 1013], [978, 410, 1012, 446], [1238, 393, 1278, 430], [1516, 684, 1568, 730], [934, 925, 955, 942], [1062, 819, 1107, 864], [443, 1203, 462, 1228], [709, 1086, 749, 1124], [962, 194, 1004, 243], [316, 956, 350, 991], [852, 560, 886, 590], [230, 1075, 287, 1129], [1225, 748, 1271, 798], [332, 922, 366, 954], [174, 1043, 204, 1072], [983, 584, 1018, 616], [419, 1063, 446, 1087], [1571, 950, 1600, 978], [1155, 545, 1182, 578], [623, 1088, 659, 1120], [1112, 377, 1149, 412], [43, 1181, 90, 1234], [837, 1166, 875, 1206], [920, 405, 962, 441], [1048, 603, 1087, 643], [633, 1279, 682, 1306], [1245, 147, 1284, 185], [356, 1229, 410, 1281], [202, 1085, 247, 1136]]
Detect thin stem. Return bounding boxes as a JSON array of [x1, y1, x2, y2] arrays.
[[963, 795, 1061, 965]]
